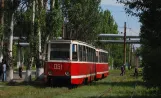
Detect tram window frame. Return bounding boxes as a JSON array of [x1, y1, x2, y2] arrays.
[[102, 52, 104, 63], [104, 53, 106, 63], [87, 47, 90, 62], [90, 48, 92, 62], [105, 53, 107, 63], [72, 44, 78, 61], [96, 51, 99, 62], [90, 48, 93, 62], [99, 52, 102, 63], [83, 46, 87, 61], [78, 45, 83, 61], [92, 49, 95, 62], [86, 47, 89, 62]]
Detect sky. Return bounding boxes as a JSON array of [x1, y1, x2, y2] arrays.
[[100, 0, 141, 36]]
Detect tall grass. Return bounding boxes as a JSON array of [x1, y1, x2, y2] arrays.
[[0, 70, 160, 98]]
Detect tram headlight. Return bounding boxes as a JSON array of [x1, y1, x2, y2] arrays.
[[48, 71, 53, 75], [65, 72, 70, 76]]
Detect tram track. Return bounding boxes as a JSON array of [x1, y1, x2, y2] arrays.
[[97, 75, 126, 98], [96, 72, 138, 98], [46, 71, 139, 98]]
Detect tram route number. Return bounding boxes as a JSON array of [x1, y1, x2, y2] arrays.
[[53, 64, 62, 70]]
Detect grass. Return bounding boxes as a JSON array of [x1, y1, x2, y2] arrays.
[[0, 70, 161, 98]]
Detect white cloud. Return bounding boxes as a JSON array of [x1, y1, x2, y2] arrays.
[[101, 0, 123, 6]]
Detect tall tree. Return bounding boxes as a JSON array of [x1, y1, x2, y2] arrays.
[[3, 0, 20, 81], [62, 0, 101, 42], [96, 9, 124, 68], [24, 0, 36, 82], [0, 0, 4, 62], [118, 0, 161, 89]]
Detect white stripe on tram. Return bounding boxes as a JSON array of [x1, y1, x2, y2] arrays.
[[71, 73, 96, 79], [71, 71, 109, 79], [97, 71, 109, 75]]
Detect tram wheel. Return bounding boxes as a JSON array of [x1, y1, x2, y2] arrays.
[[83, 78, 88, 85]]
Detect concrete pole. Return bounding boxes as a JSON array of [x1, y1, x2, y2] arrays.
[[17, 45, 21, 68]]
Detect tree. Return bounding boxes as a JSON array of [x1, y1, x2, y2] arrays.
[[118, 0, 161, 89], [62, 0, 101, 42], [95, 9, 124, 69], [34, 0, 62, 79], [2, 0, 20, 81], [0, 0, 4, 62]]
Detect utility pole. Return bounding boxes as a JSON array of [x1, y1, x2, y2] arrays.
[[124, 22, 126, 66], [128, 38, 131, 69]]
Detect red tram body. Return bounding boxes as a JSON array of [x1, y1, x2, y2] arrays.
[[95, 49, 109, 80], [44, 40, 109, 85]]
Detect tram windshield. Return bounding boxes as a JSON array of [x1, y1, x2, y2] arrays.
[[50, 43, 70, 60]]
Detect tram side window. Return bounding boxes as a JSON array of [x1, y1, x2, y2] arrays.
[[90, 48, 93, 62], [89, 48, 93, 62], [99, 52, 102, 63], [87, 47, 93, 62], [92, 49, 95, 62], [96, 51, 99, 62], [72, 44, 78, 61], [87, 47, 90, 62], [79, 45, 83, 61], [104, 53, 106, 63], [102, 52, 104, 63], [105, 53, 108, 63], [86, 47, 89, 61], [83, 46, 87, 61], [102, 53, 104, 63], [103, 53, 106, 63]]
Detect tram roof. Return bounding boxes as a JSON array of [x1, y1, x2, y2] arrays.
[[48, 39, 108, 53], [96, 49, 108, 53], [48, 39, 95, 48]]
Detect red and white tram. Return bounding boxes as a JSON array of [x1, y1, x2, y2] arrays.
[[44, 40, 109, 85], [95, 49, 109, 80]]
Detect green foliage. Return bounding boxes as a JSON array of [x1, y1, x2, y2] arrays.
[[62, 0, 101, 42], [111, 44, 124, 68], [95, 9, 124, 68], [119, 0, 161, 89], [46, 7, 63, 40], [14, 10, 32, 37]]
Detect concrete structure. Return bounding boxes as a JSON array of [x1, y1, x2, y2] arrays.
[[99, 40, 140, 44]]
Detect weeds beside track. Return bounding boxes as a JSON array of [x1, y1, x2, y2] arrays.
[[0, 70, 160, 98]]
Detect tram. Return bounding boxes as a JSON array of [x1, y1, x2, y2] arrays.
[[95, 49, 109, 80], [44, 40, 109, 85]]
